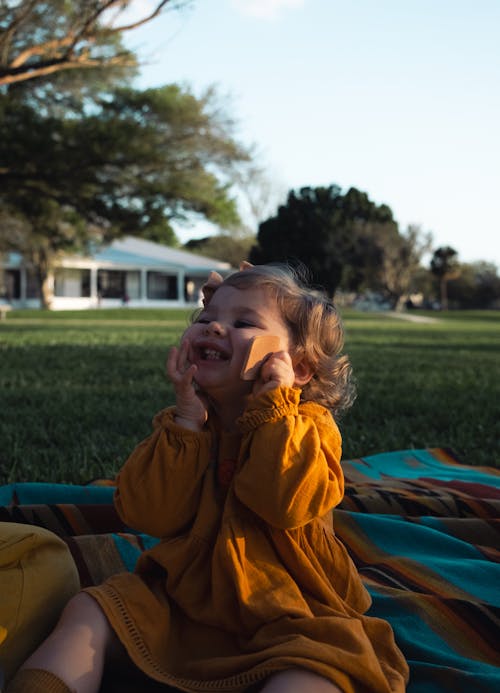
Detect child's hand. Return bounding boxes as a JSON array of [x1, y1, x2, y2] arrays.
[[252, 350, 295, 397], [167, 340, 208, 431]]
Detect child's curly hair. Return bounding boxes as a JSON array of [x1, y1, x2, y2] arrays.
[[221, 263, 356, 418]]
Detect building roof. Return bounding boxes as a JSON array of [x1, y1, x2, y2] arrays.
[[4, 236, 233, 273], [92, 236, 232, 273]]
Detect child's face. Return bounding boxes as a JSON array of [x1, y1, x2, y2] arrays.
[[183, 284, 292, 399]]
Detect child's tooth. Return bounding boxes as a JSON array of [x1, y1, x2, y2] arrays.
[[205, 348, 221, 360]]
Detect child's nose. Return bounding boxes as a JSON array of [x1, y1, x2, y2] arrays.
[[204, 320, 225, 336]]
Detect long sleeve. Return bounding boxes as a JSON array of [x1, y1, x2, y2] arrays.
[[114, 407, 213, 538], [234, 388, 343, 530]]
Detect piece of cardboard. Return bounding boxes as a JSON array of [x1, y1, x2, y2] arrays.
[[240, 335, 281, 380]]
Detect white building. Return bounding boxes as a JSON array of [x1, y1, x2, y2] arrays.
[[0, 236, 232, 310]]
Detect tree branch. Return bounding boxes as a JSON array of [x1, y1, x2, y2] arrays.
[[10, 35, 81, 68], [0, 0, 180, 87], [101, 0, 173, 34], [0, 55, 137, 86]]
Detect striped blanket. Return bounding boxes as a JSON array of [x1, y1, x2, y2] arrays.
[[1, 448, 499, 692]]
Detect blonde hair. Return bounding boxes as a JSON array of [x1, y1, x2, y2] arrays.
[[220, 264, 356, 418]]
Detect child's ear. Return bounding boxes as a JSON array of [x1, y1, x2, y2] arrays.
[[293, 356, 314, 387]]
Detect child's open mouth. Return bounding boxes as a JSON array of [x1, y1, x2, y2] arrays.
[[203, 348, 226, 361], [196, 343, 230, 362]]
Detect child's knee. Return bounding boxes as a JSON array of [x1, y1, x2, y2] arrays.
[[261, 669, 343, 692], [60, 593, 101, 622], [59, 593, 112, 643]]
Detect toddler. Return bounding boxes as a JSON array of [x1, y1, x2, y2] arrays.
[[8, 263, 408, 692]]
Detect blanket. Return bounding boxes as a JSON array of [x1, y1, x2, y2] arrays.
[[1, 447, 499, 692]]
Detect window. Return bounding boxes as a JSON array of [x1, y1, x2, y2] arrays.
[[54, 268, 91, 297], [147, 272, 178, 299], [97, 270, 126, 299], [0, 269, 20, 300], [125, 271, 140, 300], [26, 270, 40, 298]]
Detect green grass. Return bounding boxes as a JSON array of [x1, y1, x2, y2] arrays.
[[342, 311, 500, 467], [0, 308, 499, 484]]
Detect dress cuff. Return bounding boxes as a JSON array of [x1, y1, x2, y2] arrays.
[[237, 387, 301, 432], [152, 407, 211, 439]]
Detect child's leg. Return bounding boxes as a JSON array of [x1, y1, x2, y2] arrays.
[[8, 592, 116, 693], [261, 669, 344, 693]]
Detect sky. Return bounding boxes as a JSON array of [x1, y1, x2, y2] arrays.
[[122, 0, 500, 267]]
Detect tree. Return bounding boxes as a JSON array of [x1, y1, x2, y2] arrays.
[[376, 224, 433, 308], [447, 261, 500, 309], [231, 159, 287, 235], [0, 0, 182, 88], [183, 159, 284, 270], [184, 234, 255, 268], [470, 261, 500, 307], [430, 246, 460, 310], [0, 85, 250, 307], [249, 185, 399, 296]]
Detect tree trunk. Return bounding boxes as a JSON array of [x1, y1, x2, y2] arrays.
[[440, 277, 448, 311], [40, 269, 55, 309], [395, 295, 406, 312], [33, 249, 55, 310]]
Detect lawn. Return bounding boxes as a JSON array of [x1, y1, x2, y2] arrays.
[[0, 308, 498, 484]]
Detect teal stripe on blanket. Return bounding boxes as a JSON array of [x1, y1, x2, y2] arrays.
[[346, 448, 500, 485], [0, 482, 115, 505], [369, 592, 500, 693], [343, 512, 500, 604], [113, 533, 160, 572]]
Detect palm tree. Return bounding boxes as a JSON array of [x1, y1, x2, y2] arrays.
[[430, 246, 460, 310]]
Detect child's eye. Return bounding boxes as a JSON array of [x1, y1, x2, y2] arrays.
[[234, 320, 254, 328]]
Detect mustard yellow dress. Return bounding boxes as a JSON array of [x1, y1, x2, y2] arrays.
[[86, 387, 408, 692]]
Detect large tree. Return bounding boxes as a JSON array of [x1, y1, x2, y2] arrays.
[[0, 0, 182, 88], [249, 185, 399, 296], [0, 84, 249, 307], [375, 224, 433, 308]]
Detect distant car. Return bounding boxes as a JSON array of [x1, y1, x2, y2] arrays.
[[352, 292, 391, 312]]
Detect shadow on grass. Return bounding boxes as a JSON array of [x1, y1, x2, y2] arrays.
[[0, 343, 176, 484]]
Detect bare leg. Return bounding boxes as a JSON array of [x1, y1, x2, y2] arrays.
[[19, 593, 117, 693], [261, 669, 344, 693]]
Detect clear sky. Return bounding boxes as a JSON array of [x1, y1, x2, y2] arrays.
[[123, 0, 499, 267]]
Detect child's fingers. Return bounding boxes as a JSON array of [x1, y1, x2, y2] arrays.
[[259, 351, 294, 387], [167, 339, 190, 373], [262, 351, 292, 373], [166, 346, 180, 379], [272, 350, 293, 366], [177, 338, 191, 371], [167, 345, 196, 387]]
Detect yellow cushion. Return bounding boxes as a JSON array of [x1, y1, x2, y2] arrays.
[[0, 522, 80, 681]]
